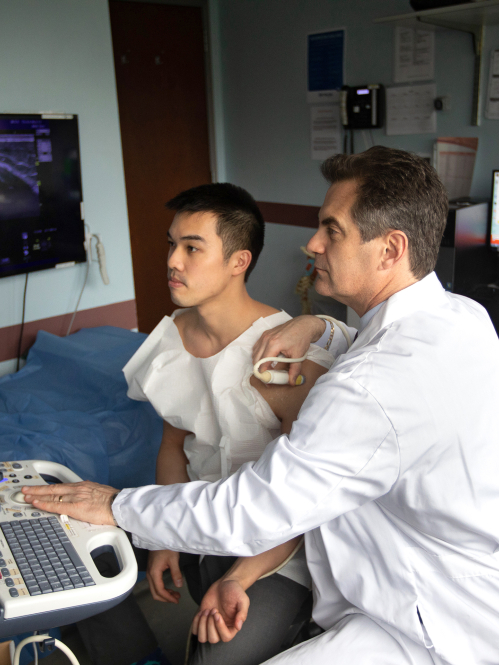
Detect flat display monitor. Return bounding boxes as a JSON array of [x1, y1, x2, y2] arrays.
[[0, 114, 85, 279], [491, 170, 499, 249]]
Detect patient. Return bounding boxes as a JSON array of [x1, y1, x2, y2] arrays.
[[121, 183, 352, 665]]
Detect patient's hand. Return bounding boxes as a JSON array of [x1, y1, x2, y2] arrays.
[[192, 578, 249, 643], [147, 549, 183, 604]]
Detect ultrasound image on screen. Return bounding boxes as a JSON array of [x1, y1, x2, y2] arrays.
[[0, 114, 85, 278], [0, 134, 40, 221]]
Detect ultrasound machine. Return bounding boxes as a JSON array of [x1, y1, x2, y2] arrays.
[[0, 460, 137, 664]]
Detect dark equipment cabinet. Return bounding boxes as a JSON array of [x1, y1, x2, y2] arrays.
[[435, 202, 499, 333]]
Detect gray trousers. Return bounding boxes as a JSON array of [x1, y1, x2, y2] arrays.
[[77, 550, 311, 665], [187, 555, 311, 665], [76, 548, 158, 665]]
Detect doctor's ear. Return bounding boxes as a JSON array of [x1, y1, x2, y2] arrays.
[[379, 230, 409, 270], [231, 249, 252, 277]]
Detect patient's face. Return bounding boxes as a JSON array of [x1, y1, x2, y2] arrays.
[[167, 211, 233, 307]]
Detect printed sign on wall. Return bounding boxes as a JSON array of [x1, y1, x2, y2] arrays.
[[307, 29, 345, 104]]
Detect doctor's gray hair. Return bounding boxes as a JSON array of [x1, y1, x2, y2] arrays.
[[166, 183, 264, 281], [321, 146, 448, 279]]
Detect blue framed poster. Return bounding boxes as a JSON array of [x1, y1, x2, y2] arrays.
[[307, 29, 345, 103]]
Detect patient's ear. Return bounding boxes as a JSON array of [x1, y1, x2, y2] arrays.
[[231, 249, 252, 277]]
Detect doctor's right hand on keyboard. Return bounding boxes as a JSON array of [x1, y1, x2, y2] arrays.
[[22, 481, 118, 527]]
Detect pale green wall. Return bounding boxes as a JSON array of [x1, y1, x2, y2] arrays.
[[212, 0, 499, 315], [0, 0, 134, 329], [1, 0, 498, 328], [217, 0, 499, 204]]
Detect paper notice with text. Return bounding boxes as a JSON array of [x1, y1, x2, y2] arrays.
[[485, 49, 499, 120], [310, 104, 341, 160], [435, 137, 478, 200], [394, 27, 435, 83], [386, 83, 437, 136]]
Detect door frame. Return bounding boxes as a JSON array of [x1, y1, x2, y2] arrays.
[[109, 0, 222, 183]]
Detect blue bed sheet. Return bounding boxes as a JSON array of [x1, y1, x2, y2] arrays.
[[0, 328, 163, 657], [0, 326, 163, 489]]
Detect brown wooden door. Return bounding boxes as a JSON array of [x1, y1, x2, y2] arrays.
[[109, 1, 212, 332]]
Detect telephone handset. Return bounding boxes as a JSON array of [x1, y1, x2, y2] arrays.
[[340, 84, 384, 129], [253, 316, 354, 385]]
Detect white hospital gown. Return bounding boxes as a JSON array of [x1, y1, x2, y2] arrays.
[[123, 309, 345, 587]]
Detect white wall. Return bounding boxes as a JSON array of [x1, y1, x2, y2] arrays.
[[0, 0, 134, 328], [215, 0, 499, 315]]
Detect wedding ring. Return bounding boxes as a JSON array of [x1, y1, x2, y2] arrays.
[[58, 495, 63, 502]]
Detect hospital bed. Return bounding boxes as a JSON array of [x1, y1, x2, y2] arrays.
[[0, 327, 163, 661]]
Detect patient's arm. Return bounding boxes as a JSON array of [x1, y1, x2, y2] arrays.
[[156, 420, 190, 485], [219, 536, 302, 588], [151, 362, 323, 605], [191, 361, 326, 631], [192, 537, 302, 644], [250, 358, 328, 434], [147, 422, 190, 603]]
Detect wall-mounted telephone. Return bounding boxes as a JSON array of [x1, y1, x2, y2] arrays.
[[340, 85, 385, 129]]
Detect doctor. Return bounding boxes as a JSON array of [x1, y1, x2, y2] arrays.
[[24, 147, 499, 665]]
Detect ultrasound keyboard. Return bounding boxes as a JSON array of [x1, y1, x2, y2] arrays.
[[0, 460, 137, 638], [0, 517, 95, 596]]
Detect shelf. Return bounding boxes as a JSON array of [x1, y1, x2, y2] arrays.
[[374, 0, 499, 32], [374, 1, 499, 125]]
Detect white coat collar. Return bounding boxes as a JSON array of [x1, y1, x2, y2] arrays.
[[353, 272, 446, 348], [358, 302, 384, 333]]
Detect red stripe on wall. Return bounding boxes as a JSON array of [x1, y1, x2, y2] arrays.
[[0, 299, 137, 363], [257, 201, 320, 229]]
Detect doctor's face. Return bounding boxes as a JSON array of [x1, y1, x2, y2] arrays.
[[167, 211, 233, 308], [308, 179, 385, 315]]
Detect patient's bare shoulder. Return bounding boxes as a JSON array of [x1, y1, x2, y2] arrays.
[[249, 359, 328, 434]]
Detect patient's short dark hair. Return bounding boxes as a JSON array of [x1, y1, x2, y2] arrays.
[[166, 183, 265, 281], [321, 146, 448, 279]]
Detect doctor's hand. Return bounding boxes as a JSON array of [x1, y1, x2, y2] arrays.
[[192, 578, 249, 643], [146, 549, 183, 604], [252, 315, 326, 385], [22, 481, 117, 526]]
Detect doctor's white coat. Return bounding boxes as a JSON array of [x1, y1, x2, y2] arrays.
[[115, 273, 499, 665]]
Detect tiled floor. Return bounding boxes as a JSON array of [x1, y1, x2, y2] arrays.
[[26, 573, 198, 665]]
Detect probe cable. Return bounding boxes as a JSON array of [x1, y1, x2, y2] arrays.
[[253, 315, 353, 385], [13, 634, 80, 665]]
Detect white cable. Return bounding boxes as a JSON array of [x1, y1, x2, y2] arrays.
[[253, 315, 354, 385], [316, 314, 353, 348], [253, 355, 308, 385], [13, 635, 80, 665], [66, 229, 110, 335], [258, 537, 305, 579], [31, 630, 42, 665], [94, 234, 110, 285], [66, 248, 91, 336]]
